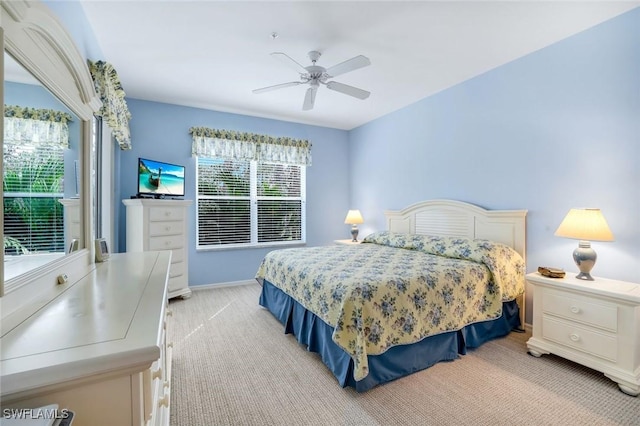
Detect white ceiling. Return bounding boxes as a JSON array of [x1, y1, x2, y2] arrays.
[[79, 1, 639, 131]]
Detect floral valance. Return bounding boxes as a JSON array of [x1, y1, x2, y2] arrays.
[[189, 127, 312, 166], [88, 60, 132, 150], [4, 105, 71, 148]]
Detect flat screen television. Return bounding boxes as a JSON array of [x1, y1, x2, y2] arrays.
[[137, 157, 185, 198]]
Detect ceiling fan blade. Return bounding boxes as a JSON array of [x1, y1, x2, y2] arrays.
[[325, 55, 370, 78], [271, 52, 308, 74], [302, 86, 317, 111], [252, 81, 302, 94], [326, 81, 370, 100]]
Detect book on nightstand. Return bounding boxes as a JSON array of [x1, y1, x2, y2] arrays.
[[537, 266, 565, 278]]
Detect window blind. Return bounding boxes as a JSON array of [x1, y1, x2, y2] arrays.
[[196, 158, 305, 248], [3, 142, 65, 254], [257, 163, 302, 243]]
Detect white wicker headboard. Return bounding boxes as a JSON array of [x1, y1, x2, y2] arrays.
[[385, 199, 527, 260]]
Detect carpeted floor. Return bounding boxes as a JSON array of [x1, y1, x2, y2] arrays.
[[167, 283, 639, 426]]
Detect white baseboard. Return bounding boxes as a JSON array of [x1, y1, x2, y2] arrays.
[[190, 279, 258, 291]]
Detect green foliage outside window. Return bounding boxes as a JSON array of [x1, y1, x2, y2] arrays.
[[3, 152, 64, 254]]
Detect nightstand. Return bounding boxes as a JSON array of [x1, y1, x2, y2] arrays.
[[334, 239, 361, 245], [526, 272, 640, 396]]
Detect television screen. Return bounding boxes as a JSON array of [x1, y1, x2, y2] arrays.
[[137, 158, 185, 198]]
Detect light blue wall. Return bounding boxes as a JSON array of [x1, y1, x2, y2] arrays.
[[119, 99, 350, 285], [349, 7, 640, 320]]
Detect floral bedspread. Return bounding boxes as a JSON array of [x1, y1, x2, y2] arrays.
[[255, 232, 525, 381]]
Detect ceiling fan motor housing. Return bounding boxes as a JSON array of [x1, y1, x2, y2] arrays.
[[305, 65, 327, 82]]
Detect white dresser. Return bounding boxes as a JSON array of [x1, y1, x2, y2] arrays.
[[0, 252, 173, 425], [526, 272, 640, 396], [123, 199, 193, 299]]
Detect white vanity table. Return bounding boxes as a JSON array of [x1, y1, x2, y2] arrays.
[[1, 2, 174, 423], [0, 251, 173, 426]]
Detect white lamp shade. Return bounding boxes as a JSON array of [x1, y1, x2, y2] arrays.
[[554, 208, 614, 242], [344, 210, 364, 225]]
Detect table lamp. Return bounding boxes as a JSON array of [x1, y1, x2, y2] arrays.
[[344, 210, 364, 242], [554, 208, 614, 281]]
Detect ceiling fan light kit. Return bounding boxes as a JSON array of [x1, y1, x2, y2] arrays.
[[253, 50, 371, 111]]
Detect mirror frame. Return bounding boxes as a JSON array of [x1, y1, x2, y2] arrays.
[[0, 1, 100, 318]]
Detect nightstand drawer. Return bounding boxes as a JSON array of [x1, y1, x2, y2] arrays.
[[542, 289, 617, 332], [542, 316, 617, 362]]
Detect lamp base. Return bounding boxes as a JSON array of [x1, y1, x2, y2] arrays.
[[573, 241, 596, 281], [350, 225, 359, 242], [575, 272, 594, 281]]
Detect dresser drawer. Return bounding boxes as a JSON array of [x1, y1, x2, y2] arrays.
[[542, 289, 617, 332], [149, 235, 184, 251], [149, 220, 183, 237], [170, 247, 184, 263], [168, 274, 186, 292], [149, 206, 184, 222], [169, 261, 185, 279], [542, 316, 617, 362]]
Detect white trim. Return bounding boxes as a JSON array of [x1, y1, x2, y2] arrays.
[[189, 279, 258, 291], [2, 0, 101, 119]]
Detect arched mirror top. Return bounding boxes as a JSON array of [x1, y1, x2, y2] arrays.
[[2, 0, 101, 119], [1, 0, 100, 302]]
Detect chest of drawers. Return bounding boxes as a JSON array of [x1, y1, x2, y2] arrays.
[[123, 199, 193, 299], [526, 272, 640, 396]]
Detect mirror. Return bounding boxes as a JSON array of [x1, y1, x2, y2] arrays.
[[3, 52, 83, 282], [0, 0, 101, 304]]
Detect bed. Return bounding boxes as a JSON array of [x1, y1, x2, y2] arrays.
[[256, 199, 527, 392]]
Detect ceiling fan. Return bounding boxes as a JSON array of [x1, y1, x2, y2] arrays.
[[252, 51, 371, 111]]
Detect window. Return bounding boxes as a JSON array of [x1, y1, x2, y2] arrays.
[[3, 108, 71, 254], [191, 127, 311, 250], [196, 158, 305, 248]]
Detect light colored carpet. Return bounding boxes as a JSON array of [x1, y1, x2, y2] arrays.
[[167, 283, 639, 426]]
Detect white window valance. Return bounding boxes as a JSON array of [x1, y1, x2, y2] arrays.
[[4, 105, 72, 148], [189, 127, 312, 166], [88, 60, 132, 150]]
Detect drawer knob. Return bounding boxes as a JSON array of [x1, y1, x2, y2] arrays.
[[570, 306, 581, 314], [158, 394, 169, 407], [165, 211, 171, 217], [152, 367, 163, 380], [569, 333, 580, 342], [165, 226, 171, 231]]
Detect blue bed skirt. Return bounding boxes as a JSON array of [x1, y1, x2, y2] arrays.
[[259, 279, 521, 392]]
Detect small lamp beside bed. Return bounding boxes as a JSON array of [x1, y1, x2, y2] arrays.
[[344, 209, 364, 242], [554, 208, 614, 281]]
